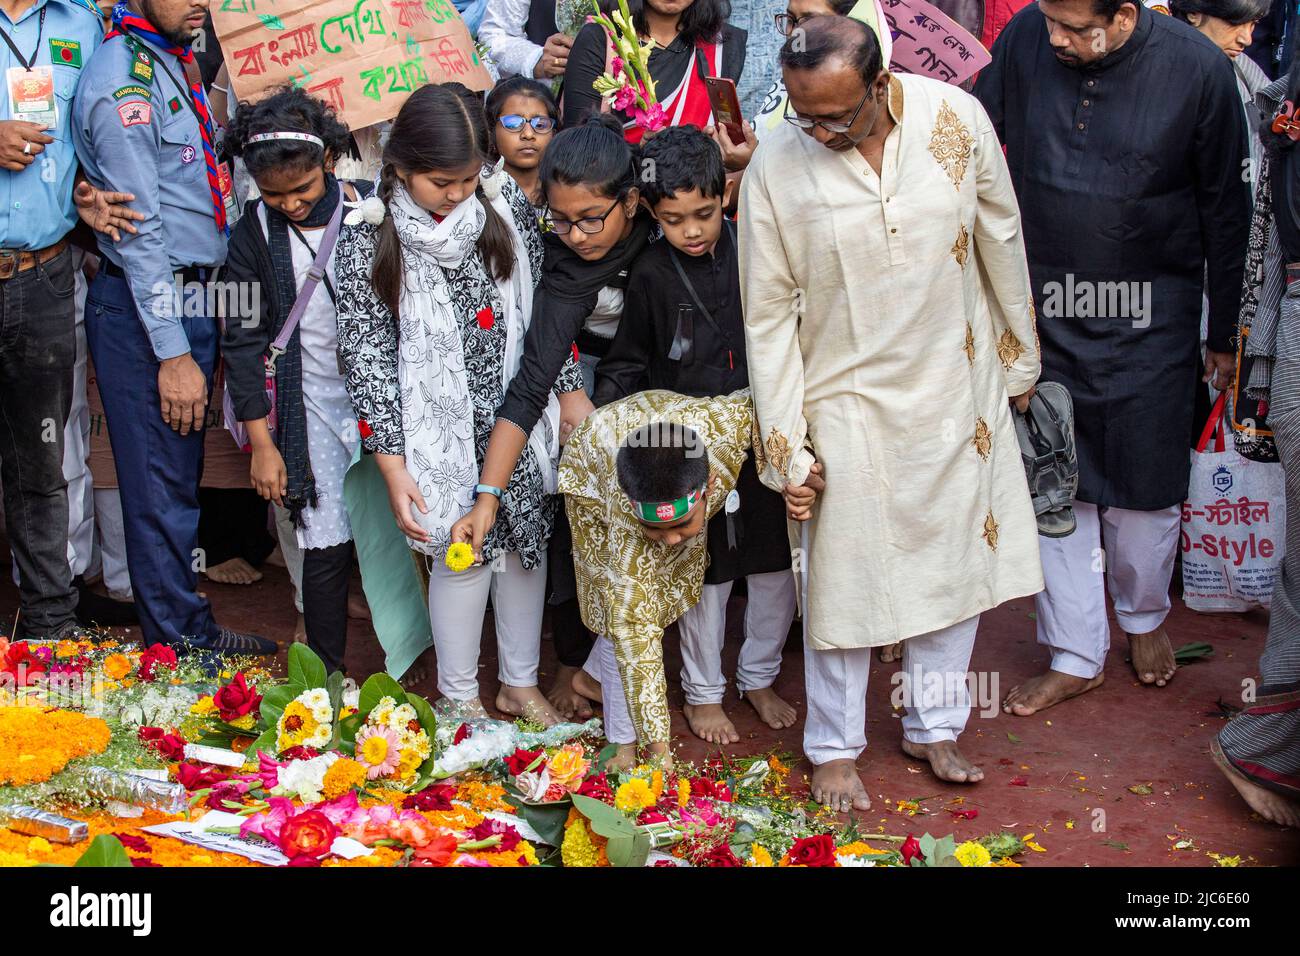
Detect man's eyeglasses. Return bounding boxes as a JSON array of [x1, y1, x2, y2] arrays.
[[499, 114, 556, 133], [543, 198, 622, 235], [783, 87, 872, 135], [774, 12, 813, 35]]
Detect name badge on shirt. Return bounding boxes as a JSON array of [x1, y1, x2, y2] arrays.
[[6, 66, 56, 128], [725, 489, 740, 514]]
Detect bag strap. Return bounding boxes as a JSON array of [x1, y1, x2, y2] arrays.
[[266, 199, 344, 373], [1196, 392, 1229, 453]]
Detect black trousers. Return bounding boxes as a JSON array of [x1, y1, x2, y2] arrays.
[[0, 247, 77, 638], [303, 540, 353, 675], [547, 506, 594, 667]]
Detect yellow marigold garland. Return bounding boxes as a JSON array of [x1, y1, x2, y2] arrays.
[[0, 706, 112, 786]]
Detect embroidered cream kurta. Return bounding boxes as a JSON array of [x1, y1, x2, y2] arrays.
[[739, 72, 1043, 651], [560, 389, 753, 744]]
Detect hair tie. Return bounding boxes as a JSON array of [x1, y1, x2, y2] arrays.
[[247, 131, 326, 149]]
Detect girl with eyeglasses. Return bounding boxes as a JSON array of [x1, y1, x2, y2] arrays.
[[451, 115, 658, 719], [335, 83, 588, 725], [486, 76, 560, 210]]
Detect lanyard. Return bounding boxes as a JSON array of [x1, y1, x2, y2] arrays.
[[0, 7, 47, 72], [667, 220, 738, 371]]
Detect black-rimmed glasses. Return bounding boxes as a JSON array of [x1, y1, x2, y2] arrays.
[[774, 12, 814, 35], [543, 198, 623, 236], [783, 87, 872, 135]]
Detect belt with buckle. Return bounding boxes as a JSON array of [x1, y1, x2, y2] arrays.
[[101, 260, 216, 285], [0, 239, 67, 281]]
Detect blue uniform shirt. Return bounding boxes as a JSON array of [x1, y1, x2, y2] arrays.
[[73, 29, 226, 360], [0, 0, 103, 251]]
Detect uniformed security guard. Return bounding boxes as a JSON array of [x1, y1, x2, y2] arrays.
[[0, 0, 104, 641], [73, 0, 275, 654]]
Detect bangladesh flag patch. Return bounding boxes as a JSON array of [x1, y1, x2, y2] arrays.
[[49, 38, 82, 69], [168, 97, 182, 114]]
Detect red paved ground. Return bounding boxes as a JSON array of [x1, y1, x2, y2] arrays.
[[4, 546, 1298, 866]]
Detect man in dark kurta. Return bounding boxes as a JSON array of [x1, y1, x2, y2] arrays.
[[975, 0, 1251, 713]]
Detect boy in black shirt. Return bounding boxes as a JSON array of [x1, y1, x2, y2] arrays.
[[594, 127, 798, 744]]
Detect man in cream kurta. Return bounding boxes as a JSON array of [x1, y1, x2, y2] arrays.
[[739, 16, 1043, 809]]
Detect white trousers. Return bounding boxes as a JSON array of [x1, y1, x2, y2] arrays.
[[584, 635, 636, 745], [1034, 501, 1180, 679], [92, 488, 132, 601], [426, 550, 547, 701], [273, 503, 305, 614], [676, 569, 796, 704], [802, 614, 981, 765]]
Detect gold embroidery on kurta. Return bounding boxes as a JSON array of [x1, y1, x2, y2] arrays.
[[996, 329, 1026, 369], [983, 511, 999, 551], [963, 323, 975, 364], [928, 101, 974, 189], [951, 223, 970, 268], [973, 418, 991, 460], [765, 427, 793, 478]]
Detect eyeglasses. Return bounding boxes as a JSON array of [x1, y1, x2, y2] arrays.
[[774, 12, 814, 35], [543, 198, 623, 236], [498, 114, 555, 133], [783, 87, 872, 135]]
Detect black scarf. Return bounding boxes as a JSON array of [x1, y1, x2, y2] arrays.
[[264, 173, 341, 527], [539, 208, 655, 303]]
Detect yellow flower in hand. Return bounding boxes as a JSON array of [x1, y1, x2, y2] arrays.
[[445, 542, 476, 573]]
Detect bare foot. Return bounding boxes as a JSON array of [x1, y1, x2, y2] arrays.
[[399, 645, 435, 690], [571, 668, 603, 705], [265, 545, 287, 568], [1127, 627, 1177, 686], [292, 613, 306, 645], [496, 684, 563, 727], [645, 741, 673, 773], [433, 695, 489, 722], [742, 686, 797, 729], [1002, 669, 1104, 716], [683, 702, 740, 744], [810, 758, 872, 812], [204, 557, 263, 585], [605, 743, 637, 772], [347, 592, 371, 621], [878, 642, 902, 663], [546, 664, 594, 720], [1211, 738, 1300, 827], [901, 738, 984, 784]]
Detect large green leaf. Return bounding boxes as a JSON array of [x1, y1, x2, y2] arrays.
[[326, 670, 345, 751], [258, 683, 300, 727], [405, 692, 440, 779], [571, 793, 650, 868], [337, 712, 363, 756], [287, 644, 328, 689], [506, 794, 572, 847], [243, 726, 278, 760], [74, 835, 133, 868], [358, 672, 408, 716]]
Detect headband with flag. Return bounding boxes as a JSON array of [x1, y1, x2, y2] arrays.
[[247, 131, 327, 149], [106, 1, 227, 236], [631, 485, 705, 524]]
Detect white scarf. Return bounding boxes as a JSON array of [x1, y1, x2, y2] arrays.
[[392, 177, 561, 556]]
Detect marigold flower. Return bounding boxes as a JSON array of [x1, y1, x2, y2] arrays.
[[322, 757, 369, 800], [444, 542, 476, 573], [614, 778, 655, 813], [954, 841, 993, 867]]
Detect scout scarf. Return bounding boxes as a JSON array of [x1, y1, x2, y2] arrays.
[[107, 2, 227, 235], [392, 176, 561, 556]]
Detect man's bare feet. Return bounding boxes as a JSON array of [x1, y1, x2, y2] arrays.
[[292, 613, 306, 645], [399, 645, 435, 690], [496, 684, 562, 727], [204, 557, 263, 585], [1127, 627, 1177, 686], [878, 642, 902, 663], [901, 738, 984, 784], [347, 592, 371, 621], [1002, 669, 1104, 716], [546, 664, 594, 720], [683, 702, 740, 744], [810, 758, 872, 812], [1211, 739, 1300, 827], [605, 743, 637, 772], [571, 668, 603, 705], [742, 686, 798, 729]]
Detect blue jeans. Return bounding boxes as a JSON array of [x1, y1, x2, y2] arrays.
[[85, 271, 220, 647]]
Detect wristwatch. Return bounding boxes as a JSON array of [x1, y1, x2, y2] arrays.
[[474, 484, 504, 500]]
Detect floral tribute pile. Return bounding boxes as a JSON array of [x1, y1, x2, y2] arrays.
[[0, 639, 1028, 868]]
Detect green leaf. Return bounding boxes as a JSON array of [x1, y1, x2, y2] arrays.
[[406, 692, 440, 779], [1006, 732, 1021, 744], [1174, 641, 1214, 664], [572, 794, 652, 868], [1101, 840, 1130, 851], [287, 644, 327, 689], [506, 796, 571, 846], [594, 743, 619, 773], [258, 683, 300, 727], [338, 712, 363, 755], [74, 835, 133, 868], [358, 671, 408, 717], [1128, 784, 1153, 796], [326, 670, 345, 751], [243, 726, 278, 760]]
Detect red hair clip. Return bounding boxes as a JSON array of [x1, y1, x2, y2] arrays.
[[1272, 100, 1300, 140]]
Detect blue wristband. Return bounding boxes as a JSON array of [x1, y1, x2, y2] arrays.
[[475, 484, 503, 500]]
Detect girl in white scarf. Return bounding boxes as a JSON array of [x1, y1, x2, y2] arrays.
[[336, 84, 588, 725]]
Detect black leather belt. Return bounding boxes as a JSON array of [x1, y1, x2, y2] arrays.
[[101, 260, 217, 285]]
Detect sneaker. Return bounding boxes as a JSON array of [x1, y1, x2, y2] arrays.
[[207, 626, 279, 656], [1012, 381, 1079, 538]]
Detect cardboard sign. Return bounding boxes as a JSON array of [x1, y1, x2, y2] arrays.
[[878, 0, 990, 86], [210, 0, 491, 131]]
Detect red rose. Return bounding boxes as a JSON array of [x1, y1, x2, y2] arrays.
[[177, 763, 231, 791], [278, 810, 337, 860], [402, 785, 456, 812], [638, 809, 669, 825], [504, 748, 544, 776], [3, 643, 45, 685], [138, 643, 178, 682], [698, 843, 742, 867], [137, 726, 165, 744], [577, 772, 614, 803], [900, 833, 923, 867], [469, 819, 521, 852], [280, 746, 320, 761], [452, 723, 471, 745], [213, 672, 262, 721], [786, 834, 837, 867], [156, 733, 187, 761]]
